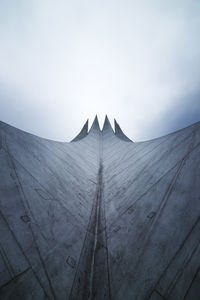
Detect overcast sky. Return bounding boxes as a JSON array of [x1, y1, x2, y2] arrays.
[[0, 0, 200, 142]]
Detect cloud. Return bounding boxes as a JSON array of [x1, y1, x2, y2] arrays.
[[137, 88, 200, 141], [0, 0, 200, 141]]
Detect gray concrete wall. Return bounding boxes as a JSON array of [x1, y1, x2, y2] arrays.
[[0, 117, 200, 299]]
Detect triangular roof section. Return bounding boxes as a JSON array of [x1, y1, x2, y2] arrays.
[[114, 119, 133, 142], [88, 115, 101, 134], [102, 115, 114, 133], [71, 119, 88, 142]]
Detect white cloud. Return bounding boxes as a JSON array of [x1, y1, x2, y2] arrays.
[[0, 0, 200, 141]]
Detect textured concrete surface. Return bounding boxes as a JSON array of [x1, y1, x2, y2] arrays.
[[0, 116, 200, 300]]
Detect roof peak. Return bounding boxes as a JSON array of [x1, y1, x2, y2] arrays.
[[102, 115, 114, 133], [114, 119, 133, 142], [71, 116, 132, 142], [88, 115, 101, 134], [71, 119, 88, 142]]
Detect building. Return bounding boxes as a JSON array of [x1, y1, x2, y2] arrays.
[[0, 116, 200, 299]]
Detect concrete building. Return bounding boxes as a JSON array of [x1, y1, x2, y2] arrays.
[[0, 116, 200, 299]]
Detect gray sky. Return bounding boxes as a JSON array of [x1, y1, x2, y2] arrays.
[[0, 0, 200, 142]]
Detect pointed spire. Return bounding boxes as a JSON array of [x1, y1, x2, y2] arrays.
[[114, 119, 133, 142], [88, 115, 101, 134], [71, 119, 88, 142], [102, 115, 114, 133]]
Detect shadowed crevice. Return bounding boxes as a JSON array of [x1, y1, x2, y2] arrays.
[[69, 161, 111, 300]]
